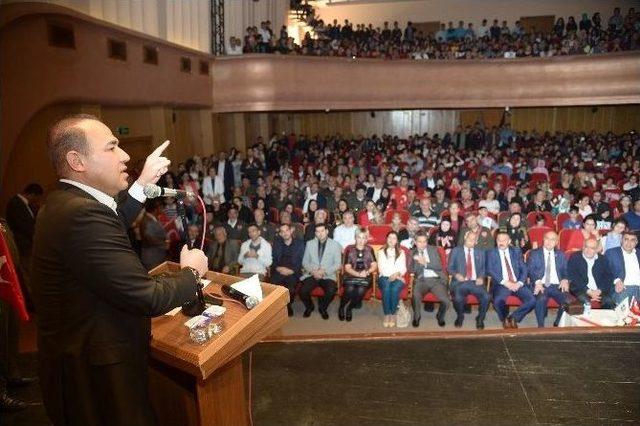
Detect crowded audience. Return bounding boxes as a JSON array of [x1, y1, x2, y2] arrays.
[[238, 7, 640, 60]]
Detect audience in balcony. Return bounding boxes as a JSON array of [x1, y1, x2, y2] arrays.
[[237, 7, 639, 60]]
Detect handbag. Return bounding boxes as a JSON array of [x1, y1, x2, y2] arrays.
[[396, 301, 412, 328]]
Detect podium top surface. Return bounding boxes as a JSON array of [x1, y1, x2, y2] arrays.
[[149, 262, 289, 380]]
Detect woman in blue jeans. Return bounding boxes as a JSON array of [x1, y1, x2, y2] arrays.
[[376, 231, 407, 327]]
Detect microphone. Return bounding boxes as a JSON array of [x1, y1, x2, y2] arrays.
[[221, 284, 259, 309], [143, 184, 194, 199]]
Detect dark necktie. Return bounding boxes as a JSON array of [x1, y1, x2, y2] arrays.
[[544, 252, 552, 287], [503, 251, 515, 282], [466, 249, 473, 280]]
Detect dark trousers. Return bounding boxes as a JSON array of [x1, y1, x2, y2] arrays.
[[340, 283, 370, 309], [299, 277, 337, 311], [492, 285, 536, 322], [412, 277, 451, 321], [0, 300, 20, 389], [451, 280, 490, 321], [574, 291, 616, 309], [270, 271, 299, 306], [534, 284, 568, 327]]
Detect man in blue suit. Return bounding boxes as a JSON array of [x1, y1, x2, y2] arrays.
[[448, 230, 490, 329], [605, 231, 640, 305], [568, 238, 615, 309], [527, 231, 569, 327], [487, 231, 535, 328]]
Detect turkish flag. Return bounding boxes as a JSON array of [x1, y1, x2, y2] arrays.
[[0, 228, 30, 322]]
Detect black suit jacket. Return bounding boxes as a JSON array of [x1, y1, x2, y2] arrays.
[[5, 194, 35, 257], [32, 183, 197, 426], [567, 252, 613, 296], [212, 159, 235, 199]]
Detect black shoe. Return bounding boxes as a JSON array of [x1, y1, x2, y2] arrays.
[[345, 309, 353, 322], [338, 306, 345, 321], [287, 305, 294, 317], [436, 310, 446, 327], [303, 307, 314, 318], [454, 317, 463, 328], [0, 393, 27, 413], [476, 317, 485, 330], [412, 318, 420, 328], [320, 309, 329, 320], [7, 377, 36, 388]]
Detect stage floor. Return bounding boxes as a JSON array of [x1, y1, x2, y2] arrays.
[[5, 332, 639, 425]]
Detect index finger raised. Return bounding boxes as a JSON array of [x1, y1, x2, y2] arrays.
[[150, 140, 170, 158]]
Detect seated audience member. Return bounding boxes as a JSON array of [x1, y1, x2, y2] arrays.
[[389, 212, 407, 240], [606, 231, 640, 305], [410, 231, 451, 328], [487, 231, 536, 328], [526, 190, 553, 213], [271, 223, 305, 316], [333, 210, 357, 249], [479, 189, 500, 215], [562, 206, 583, 229], [304, 209, 333, 241], [253, 208, 277, 243], [527, 231, 569, 327], [581, 215, 602, 244], [428, 218, 456, 255], [224, 206, 248, 241], [444, 202, 465, 236], [184, 224, 205, 250], [140, 199, 168, 271], [504, 212, 529, 251], [623, 199, 640, 230], [448, 231, 490, 329], [339, 228, 377, 321], [477, 206, 498, 230], [415, 198, 439, 230], [568, 238, 615, 309], [604, 218, 628, 252], [299, 223, 342, 319], [457, 213, 495, 249], [400, 217, 420, 249], [357, 200, 377, 227], [376, 231, 408, 328], [206, 225, 240, 274], [577, 195, 594, 219], [238, 224, 273, 279], [279, 210, 304, 239]]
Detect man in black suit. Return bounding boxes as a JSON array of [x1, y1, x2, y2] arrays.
[[5, 183, 43, 311], [32, 114, 208, 426], [5, 183, 43, 260], [212, 151, 235, 202], [568, 238, 615, 309]]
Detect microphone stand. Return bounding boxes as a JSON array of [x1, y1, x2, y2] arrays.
[[177, 197, 208, 317]]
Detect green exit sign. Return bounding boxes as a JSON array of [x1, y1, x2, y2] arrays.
[[116, 126, 130, 135]]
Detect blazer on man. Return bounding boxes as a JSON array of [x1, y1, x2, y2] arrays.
[[606, 246, 640, 284], [567, 252, 613, 296], [410, 245, 446, 281], [301, 237, 342, 282], [448, 246, 486, 285], [486, 247, 528, 292], [5, 194, 36, 257], [526, 248, 568, 285], [32, 183, 197, 426]]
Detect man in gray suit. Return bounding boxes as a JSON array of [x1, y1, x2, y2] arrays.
[[300, 223, 342, 319], [206, 225, 240, 274], [410, 231, 451, 327]]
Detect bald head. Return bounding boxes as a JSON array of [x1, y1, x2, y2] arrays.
[[542, 231, 558, 251]]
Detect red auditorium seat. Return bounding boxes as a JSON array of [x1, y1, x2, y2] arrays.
[[269, 207, 280, 224], [559, 229, 585, 252], [384, 209, 410, 224], [555, 212, 572, 230], [528, 226, 554, 249], [526, 211, 554, 228], [368, 224, 393, 244]]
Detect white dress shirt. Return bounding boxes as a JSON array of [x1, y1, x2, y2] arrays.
[[60, 179, 145, 214], [583, 254, 598, 291], [371, 187, 382, 203], [499, 248, 522, 286], [540, 248, 560, 285], [416, 248, 438, 278], [621, 249, 640, 286]]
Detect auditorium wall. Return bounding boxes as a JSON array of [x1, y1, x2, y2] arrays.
[[316, 0, 639, 33]]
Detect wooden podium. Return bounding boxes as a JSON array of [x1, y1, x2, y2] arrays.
[[148, 262, 289, 426]]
